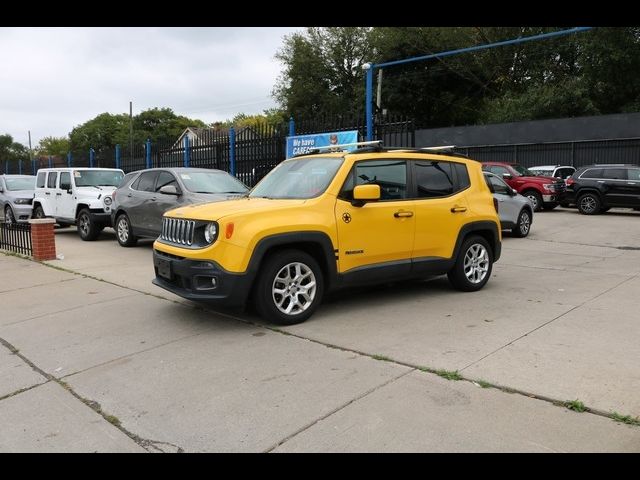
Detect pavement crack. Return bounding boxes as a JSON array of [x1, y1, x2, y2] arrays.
[[263, 369, 414, 452], [460, 273, 639, 374], [0, 277, 77, 295]]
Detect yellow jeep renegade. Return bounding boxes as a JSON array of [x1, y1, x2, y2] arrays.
[[152, 146, 502, 325]]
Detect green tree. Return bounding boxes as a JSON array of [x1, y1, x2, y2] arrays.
[[273, 27, 374, 117], [0, 134, 30, 164], [36, 136, 71, 158]]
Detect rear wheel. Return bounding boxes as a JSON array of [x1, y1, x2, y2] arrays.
[[447, 235, 493, 292], [4, 206, 15, 224], [577, 193, 601, 215], [254, 249, 324, 325], [524, 191, 543, 212], [512, 209, 531, 238], [115, 213, 138, 247], [77, 208, 101, 241]]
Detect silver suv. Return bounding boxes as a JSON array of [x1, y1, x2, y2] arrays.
[[484, 172, 534, 238], [0, 175, 36, 223], [111, 167, 248, 247]]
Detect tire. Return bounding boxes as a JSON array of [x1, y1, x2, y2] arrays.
[[76, 208, 100, 241], [524, 190, 543, 212], [4, 206, 15, 224], [254, 249, 324, 325], [577, 193, 601, 215], [447, 235, 493, 292], [543, 203, 558, 210], [33, 205, 45, 219], [512, 209, 532, 238], [115, 213, 138, 247]]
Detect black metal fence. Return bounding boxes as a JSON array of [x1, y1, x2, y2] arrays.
[[0, 114, 415, 187], [458, 137, 640, 168], [0, 222, 32, 256]]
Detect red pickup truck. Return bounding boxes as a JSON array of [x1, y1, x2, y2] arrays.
[[481, 162, 566, 211]]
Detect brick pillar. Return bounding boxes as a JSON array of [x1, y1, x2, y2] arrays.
[[28, 218, 57, 261]]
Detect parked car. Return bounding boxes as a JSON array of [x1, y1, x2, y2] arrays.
[[0, 174, 36, 224], [483, 172, 533, 237], [481, 161, 566, 212], [111, 167, 249, 247], [152, 146, 502, 325], [561, 164, 640, 215], [32, 168, 124, 240], [529, 165, 576, 180]]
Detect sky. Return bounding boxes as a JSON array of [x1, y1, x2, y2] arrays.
[[0, 27, 301, 148]]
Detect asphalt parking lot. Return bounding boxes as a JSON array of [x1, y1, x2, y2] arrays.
[[1, 207, 639, 452]]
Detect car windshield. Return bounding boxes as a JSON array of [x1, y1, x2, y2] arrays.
[[512, 164, 535, 176], [179, 171, 249, 194], [5, 177, 36, 191], [249, 157, 343, 199], [74, 170, 124, 187]]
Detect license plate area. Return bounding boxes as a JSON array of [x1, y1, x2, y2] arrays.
[[156, 257, 173, 280]]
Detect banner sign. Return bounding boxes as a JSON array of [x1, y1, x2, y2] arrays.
[[286, 130, 359, 158]]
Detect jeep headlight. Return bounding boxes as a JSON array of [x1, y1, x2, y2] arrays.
[[204, 222, 218, 244], [103, 196, 113, 206], [14, 198, 32, 205]]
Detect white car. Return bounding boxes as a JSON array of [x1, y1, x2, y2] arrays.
[[484, 172, 534, 238], [32, 168, 124, 240], [529, 165, 575, 180]]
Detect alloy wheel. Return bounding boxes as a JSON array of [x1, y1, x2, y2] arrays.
[[271, 262, 317, 315], [463, 244, 489, 284]]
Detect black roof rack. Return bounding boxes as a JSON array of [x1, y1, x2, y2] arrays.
[[291, 141, 470, 159]]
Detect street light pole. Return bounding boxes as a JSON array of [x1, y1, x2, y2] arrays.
[[129, 101, 133, 161]]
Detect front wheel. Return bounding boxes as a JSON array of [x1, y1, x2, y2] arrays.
[[512, 209, 532, 238], [254, 249, 324, 325], [77, 208, 101, 241], [524, 191, 543, 212], [33, 205, 46, 219], [447, 235, 493, 292], [4, 206, 16, 224], [115, 213, 138, 247]]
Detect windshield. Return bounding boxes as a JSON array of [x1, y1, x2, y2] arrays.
[[531, 169, 554, 177], [178, 171, 248, 194], [74, 170, 124, 187], [5, 177, 36, 191], [249, 157, 344, 199], [512, 164, 534, 177]]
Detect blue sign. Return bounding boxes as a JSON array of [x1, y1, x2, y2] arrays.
[[286, 130, 359, 158]]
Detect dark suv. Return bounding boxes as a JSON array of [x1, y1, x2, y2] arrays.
[[562, 164, 640, 215]]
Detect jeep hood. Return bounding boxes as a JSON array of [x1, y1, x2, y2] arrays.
[[164, 197, 307, 222]]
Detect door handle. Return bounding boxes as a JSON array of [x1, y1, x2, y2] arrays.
[[150, 197, 157, 202], [127, 193, 132, 197], [45, 192, 50, 195], [394, 211, 413, 218], [56, 193, 62, 196], [451, 206, 467, 213]]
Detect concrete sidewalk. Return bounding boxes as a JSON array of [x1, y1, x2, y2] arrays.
[[1, 209, 640, 452]]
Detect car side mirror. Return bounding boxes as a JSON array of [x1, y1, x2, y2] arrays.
[[511, 188, 518, 196], [159, 185, 180, 195], [502, 173, 512, 180], [352, 184, 380, 207]]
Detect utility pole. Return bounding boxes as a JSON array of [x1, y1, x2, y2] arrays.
[[28, 130, 33, 171], [129, 101, 133, 161], [376, 69, 383, 115]]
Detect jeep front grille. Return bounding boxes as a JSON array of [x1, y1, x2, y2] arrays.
[[161, 218, 195, 246]]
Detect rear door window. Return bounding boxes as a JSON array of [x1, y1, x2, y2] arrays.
[[47, 172, 58, 188], [414, 161, 454, 198], [134, 171, 158, 192]]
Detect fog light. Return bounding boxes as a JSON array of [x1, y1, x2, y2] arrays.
[[211, 277, 217, 288]]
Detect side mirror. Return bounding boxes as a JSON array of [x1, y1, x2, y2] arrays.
[[511, 188, 518, 196], [159, 185, 180, 195], [352, 184, 380, 207], [502, 173, 512, 180]]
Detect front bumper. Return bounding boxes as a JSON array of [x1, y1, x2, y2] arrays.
[[152, 249, 252, 307], [11, 204, 33, 223], [89, 210, 113, 226], [541, 194, 558, 203]]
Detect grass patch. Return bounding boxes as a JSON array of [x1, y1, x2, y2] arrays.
[[372, 354, 392, 362], [611, 412, 640, 426], [104, 414, 122, 427], [435, 369, 463, 381], [564, 399, 586, 412]]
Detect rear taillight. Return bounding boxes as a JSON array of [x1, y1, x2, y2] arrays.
[[493, 197, 499, 213], [566, 177, 575, 186]]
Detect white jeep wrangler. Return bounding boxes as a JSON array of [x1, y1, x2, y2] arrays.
[[32, 168, 125, 241]]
